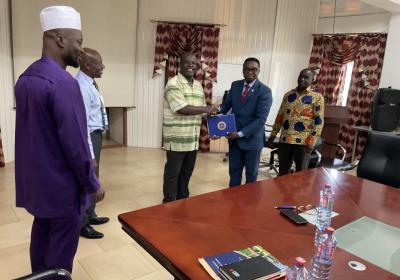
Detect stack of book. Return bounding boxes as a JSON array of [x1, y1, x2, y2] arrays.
[[198, 245, 287, 280]]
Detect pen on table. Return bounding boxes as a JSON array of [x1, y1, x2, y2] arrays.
[[274, 205, 296, 209]]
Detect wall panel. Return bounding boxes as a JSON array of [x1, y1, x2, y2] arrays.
[[267, 0, 320, 123], [11, 0, 137, 107], [0, 0, 16, 163]]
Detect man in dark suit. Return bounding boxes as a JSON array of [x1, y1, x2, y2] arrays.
[[219, 57, 272, 187]]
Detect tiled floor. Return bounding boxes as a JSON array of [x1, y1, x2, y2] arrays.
[[1, 147, 275, 280], [0, 147, 357, 279]]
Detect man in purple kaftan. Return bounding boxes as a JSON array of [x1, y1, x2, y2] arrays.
[[14, 6, 104, 276]]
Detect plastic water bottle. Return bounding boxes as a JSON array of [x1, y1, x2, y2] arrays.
[[310, 227, 337, 280], [314, 184, 334, 245], [286, 257, 309, 280]]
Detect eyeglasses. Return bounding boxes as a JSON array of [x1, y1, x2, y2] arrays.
[[296, 204, 314, 213], [243, 67, 259, 72]]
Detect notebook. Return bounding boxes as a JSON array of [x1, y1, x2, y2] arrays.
[[219, 256, 281, 280]]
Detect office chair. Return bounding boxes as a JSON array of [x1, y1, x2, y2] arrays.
[[357, 131, 400, 188], [309, 138, 358, 171], [15, 269, 72, 280], [260, 124, 280, 175]]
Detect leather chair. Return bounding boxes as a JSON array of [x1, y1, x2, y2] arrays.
[[309, 139, 357, 171], [15, 269, 71, 280], [357, 131, 400, 188]]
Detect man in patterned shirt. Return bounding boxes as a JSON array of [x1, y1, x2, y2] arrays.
[[267, 68, 324, 175], [162, 52, 218, 203]]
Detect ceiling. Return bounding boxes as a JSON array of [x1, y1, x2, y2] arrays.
[[319, 0, 390, 18]]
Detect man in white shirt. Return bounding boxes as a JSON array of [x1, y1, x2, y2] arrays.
[[76, 48, 109, 239]]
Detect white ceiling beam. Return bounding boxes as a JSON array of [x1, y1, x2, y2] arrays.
[[360, 0, 400, 12]]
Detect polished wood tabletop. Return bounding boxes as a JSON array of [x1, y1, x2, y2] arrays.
[[118, 168, 400, 280]]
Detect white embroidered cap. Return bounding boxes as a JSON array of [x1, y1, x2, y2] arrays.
[[40, 6, 81, 32]]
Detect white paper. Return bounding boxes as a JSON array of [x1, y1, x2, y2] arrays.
[[299, 208, 339, 225]]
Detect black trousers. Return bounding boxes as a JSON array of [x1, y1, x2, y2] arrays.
[[278, 143, 312, 176], [90, 130, 102, 177], [82, 130, 102, 227], [163, 150, 197, 202]]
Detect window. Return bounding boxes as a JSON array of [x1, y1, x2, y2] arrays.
[[337, 61, 354, 106]]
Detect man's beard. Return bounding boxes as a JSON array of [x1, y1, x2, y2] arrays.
[[66, 54, 80, 68]]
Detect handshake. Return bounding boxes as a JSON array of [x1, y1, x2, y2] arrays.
[[205, 105, 219, 115]]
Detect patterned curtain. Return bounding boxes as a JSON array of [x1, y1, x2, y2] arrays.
[[309, 35, 359, 105], [309, 33, 387, 160], [339, 34, 387, 160], [153, 23, 220, 152], [0, 128, 5, 167]]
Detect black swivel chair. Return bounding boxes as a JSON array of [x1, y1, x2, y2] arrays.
[[357, 131, 400, 188], [15, 269, 72, 280], [260, 124, 280, 175], [309, 139, 357, 171]]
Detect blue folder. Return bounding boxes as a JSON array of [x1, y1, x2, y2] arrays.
[[207, 114, 237, 137]]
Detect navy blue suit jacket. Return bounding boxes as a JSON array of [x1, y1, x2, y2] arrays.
[[220, 79, 272, 150]]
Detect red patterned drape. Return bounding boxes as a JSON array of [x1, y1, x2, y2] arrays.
[[309, 34, 387, 160], [339, 34, 387, 160], [309, 35, 360, 105], [0, 129, 5, 167], [153, 23, 219, 152]]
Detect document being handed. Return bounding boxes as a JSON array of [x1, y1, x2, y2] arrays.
[[207, 114, 237, 137]]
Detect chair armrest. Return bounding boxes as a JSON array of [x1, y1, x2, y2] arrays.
[[15, 269, 72, 280], [313, 149, 322, 166], [323, 141, 346, 160], [265, 124, 273, 133]]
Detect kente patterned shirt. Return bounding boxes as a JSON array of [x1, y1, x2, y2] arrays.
[[270, 88, 324, 146], [163, 73, 206, 152]]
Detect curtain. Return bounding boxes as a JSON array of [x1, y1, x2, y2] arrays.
[[309, 35, 359, 105], [0, 128, 4, 167], [338, 34, 387, 160], [309, 33, 387, 160], [314, 59, 345, 104], [153, 23, 220, 152]]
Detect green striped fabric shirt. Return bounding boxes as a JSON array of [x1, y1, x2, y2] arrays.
[[163, 73, 205, 151]]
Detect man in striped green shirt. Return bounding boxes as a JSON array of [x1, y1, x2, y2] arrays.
[[162, 52, 218, 203]]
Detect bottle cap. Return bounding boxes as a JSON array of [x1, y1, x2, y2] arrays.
[[295, 257, 306, 266], [326, 226, 335, 233], [325, 184, 332, 188]]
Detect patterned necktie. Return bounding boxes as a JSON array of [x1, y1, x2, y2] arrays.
[[93, 81, 109, 130], [93, 80, 99, 91], [240, 84, 251, 104]]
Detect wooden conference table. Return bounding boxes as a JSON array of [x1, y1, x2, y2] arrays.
[[118, 168, 400, 279]]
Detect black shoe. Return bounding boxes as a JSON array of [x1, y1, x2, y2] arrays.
[[89, 216, 110, 225], [80, 225, 104, 239], [162, 198, 174, 204]]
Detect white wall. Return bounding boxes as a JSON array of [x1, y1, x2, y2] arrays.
[[317, 13, 390, 34], [268, 0, 320, 124], [11, 0, 137, 107], [0, 0, 15, 163], [380, 13, 400, 89]]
